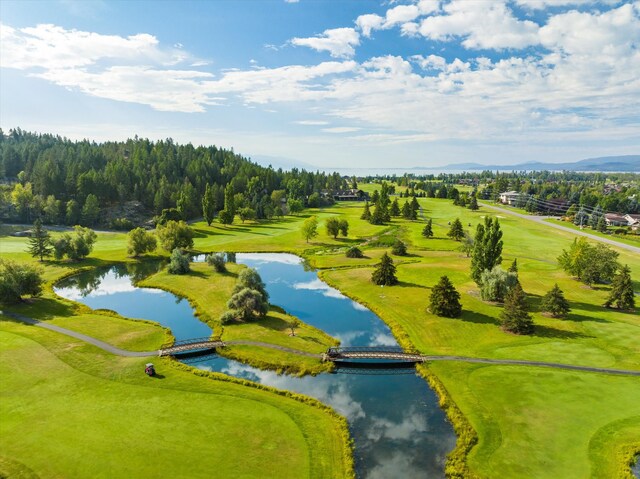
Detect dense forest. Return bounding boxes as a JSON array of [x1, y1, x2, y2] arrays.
[[0, 128, 348, 227]]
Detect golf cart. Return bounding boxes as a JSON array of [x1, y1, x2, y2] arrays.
[[145, 363, 156, 377]]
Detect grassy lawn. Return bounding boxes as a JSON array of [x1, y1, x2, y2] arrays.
[[139, 262, 337, 374], [0, 319, 351, 479]]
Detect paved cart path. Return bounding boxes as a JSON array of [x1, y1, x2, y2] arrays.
[[3, 311, 639, 376]]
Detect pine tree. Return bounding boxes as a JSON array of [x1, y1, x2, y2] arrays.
[[390, 198, 401, 217], [391, 239, 407, 256], [360, 201, 372, 221], [596, 216, 607, 233], [604, 265, 635, 310], [429, 275, 462, 318], [447, 218, 465, 241], [370, 204, 386, 225], [468, 195, 479, 210], [410, 196, 420, 216], [422, 219, 433, 238], [501, 283, 534, 334], [401, 201, 412, 219], [508, 258, 518, 273], [27, 219, 53, 261], [371, 253, 398, 286], [541, 283, 571, 318]]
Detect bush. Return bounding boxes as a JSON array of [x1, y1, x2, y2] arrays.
[[207, 253, 227, 273], [110, 218, 134, 231], [156, 220, 194, 252], [127, 227, 157, 257], [0, 260, 44, 304], [167, 248, 190, 275], [53, 226, 97, 261], [479, 266, 519, 302], [346, 246, 364, 258], [219, 310, 240, 324], [391, 239, 407, 256]]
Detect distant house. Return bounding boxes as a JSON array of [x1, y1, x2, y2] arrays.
[[499, 191, 519, 206], [604, 213, 628, 227], [624, 214, 640, 230], [333, 189, 369, 201]]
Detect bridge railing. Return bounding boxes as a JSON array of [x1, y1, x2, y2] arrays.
[[161, 337, 215, 349], [327, 346, 406, 356]]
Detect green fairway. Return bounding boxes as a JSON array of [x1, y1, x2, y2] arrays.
[[0, 321, 351, 479]]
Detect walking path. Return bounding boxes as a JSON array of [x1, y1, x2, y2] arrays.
[[479, 202, 640, 254], [4, 311, 639, 376]]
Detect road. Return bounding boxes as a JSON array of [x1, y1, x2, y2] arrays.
[[479, 202, 640, 255], [4, 311, 639, 377]]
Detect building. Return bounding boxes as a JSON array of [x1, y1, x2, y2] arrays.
[[333, 189, 369, 201], [624, 214, 640, 231], [604, 213, 628, 227], [499, 191, 519, 206]]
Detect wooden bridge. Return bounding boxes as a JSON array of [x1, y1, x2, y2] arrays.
[[159, 338, 225, 357], [323, 346, 426, 364]]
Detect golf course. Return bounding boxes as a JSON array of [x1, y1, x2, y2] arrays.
[[1, 192, 638, 478]]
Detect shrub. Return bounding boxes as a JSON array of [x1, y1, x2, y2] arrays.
[[127, 227, 157, 257], [110, 218, 134, 231], [0, 260, 44, 304], [207, 253, 227, 273], [391, 239, 407, 256], [346, 246, 364, 258], [156, 220, 194, 252], [219, 310, 240, 324], [167, 248, 190, 275], [479, 266, 519, 302]]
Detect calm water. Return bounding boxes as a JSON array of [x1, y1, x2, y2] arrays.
[[55, 254, 456, 478]]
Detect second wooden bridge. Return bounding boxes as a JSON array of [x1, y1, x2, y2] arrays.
[[323, 346, 426, 363]]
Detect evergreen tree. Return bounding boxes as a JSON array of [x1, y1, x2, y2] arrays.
[[574, 206, 589, 227], [422, 219, 433, 238], [65, 199, 81, 225], [428, 275, 462, 318], [27, 219, 52, 261], [541, 283, 571, 318], [370, 204, 386, 225], [604, 265, 635, 310], [202, 183, 217, 226], [589, 205, 603, 229], [401, 201, 412, 219], [596, 216, 607, 233], [346, 246, 364, 258], [390, 198, 401, 217], [447, 218, 465, 241], [509, 258, 518, 273], [360, 201, 372, 221], [501, 283, 534, 335], [371, 253, 398, 286], [410, 197, 420, 217], [468, 195, 479, 210]]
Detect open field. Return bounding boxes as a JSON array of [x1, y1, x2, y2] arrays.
[[1, 192, 639, 478]]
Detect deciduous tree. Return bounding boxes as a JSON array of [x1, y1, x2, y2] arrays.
[[301, 216, 318, 243], [0, 260, 43, 304], [126, 227, 157, 257]]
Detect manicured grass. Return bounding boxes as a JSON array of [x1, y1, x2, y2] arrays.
[[139, 262, 337, 374], [430, 361, 640, 479], [0, 321, 352, 479]]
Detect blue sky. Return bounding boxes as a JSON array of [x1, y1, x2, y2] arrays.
[[1, 0, 638, 169]]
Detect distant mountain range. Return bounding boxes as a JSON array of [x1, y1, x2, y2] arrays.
[[419, 155, 640, 173]]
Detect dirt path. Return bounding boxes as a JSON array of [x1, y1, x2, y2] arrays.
[[4, 311, 639, 376]]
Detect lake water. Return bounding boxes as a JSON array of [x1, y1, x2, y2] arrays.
[[55, 254, 456, 478]]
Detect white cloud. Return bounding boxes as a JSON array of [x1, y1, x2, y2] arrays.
[[322, 127, 362, 133], [284, 0, 300, 3], [356, 14, 384, 38], [290, 27, 360, 58], [418, 0, 541, 49], [514, 0, 601, 9], [296, 120, 330, 125], [292, 278, 347, 299], [356, 0, 439, 37]]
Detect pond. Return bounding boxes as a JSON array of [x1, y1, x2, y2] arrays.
[[55, 254, 456, 478]]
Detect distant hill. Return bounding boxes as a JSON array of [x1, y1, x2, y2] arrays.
[[433, 155, 640, 172]]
